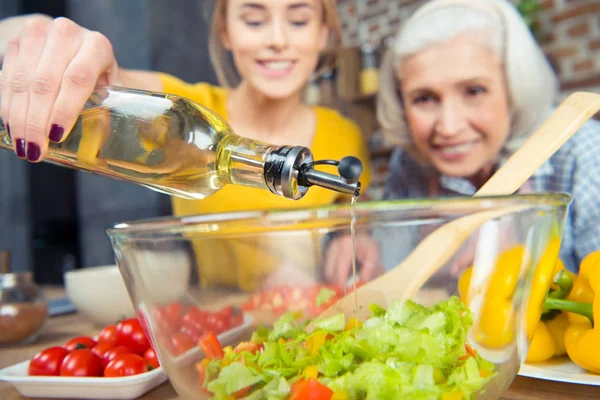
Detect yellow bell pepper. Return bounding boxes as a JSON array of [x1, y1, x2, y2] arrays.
[[563, 251, 600, 373], [458, 240, 568, 351], [459, 245, 525, 348], [525, 311, 569, 362]]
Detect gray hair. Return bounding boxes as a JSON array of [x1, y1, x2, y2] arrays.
[[377, 0, 559, 158]]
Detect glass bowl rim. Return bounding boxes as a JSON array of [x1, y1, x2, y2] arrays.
[[105, 192, 572, 239]]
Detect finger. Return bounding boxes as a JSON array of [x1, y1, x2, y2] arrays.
[[6, 18, 49, 159], [0, 34, 19, 143], [323, 237, 342, 284], [334, 237, 354, 289], [47, 30, 115, 157], [23, 18, 84, 162], [358, 239, 382, 282]]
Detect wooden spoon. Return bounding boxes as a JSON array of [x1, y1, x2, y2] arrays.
[[308, 91, 600, 328]]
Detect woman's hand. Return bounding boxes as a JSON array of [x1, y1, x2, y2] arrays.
[[0, 16, 122, 162], [323, 233, 384, 288]]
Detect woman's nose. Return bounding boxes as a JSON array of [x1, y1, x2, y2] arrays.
[[436, 100, 468, 136], [267, 20, 288, 50]]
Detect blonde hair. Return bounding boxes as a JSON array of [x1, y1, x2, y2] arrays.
[[207, 0, 342, 87], [377, 0, 559, 158]]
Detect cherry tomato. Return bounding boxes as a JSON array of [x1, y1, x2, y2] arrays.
[[205, 314, 229, 334], [91, 342, 116, 368], [143, 347, 160, 369], [181, 307, 207, 331], [170, 332, 196, 356], [104, 354, 151, 377], [102, 345, 134, 369], [59, 349, 103, 377], [98, 325, 117, 345], [180, 324, 202, 343], [116, 318, 150, 355], [64, 336, 97, 351], [28, 347, 70, 376]]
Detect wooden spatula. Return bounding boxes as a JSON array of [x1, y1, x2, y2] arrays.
[[308, 91, 600, 328]]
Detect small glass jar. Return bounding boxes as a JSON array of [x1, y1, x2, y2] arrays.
[[0, 271, 49, 346]]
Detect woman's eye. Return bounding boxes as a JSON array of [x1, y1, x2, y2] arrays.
[[245, 20, 263, 27], [412, 95, 434, 104], [466, 86, 487, 96], [290, 20, 309, 27]]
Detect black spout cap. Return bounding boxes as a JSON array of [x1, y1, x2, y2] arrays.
[[337, 156, 363, 184]]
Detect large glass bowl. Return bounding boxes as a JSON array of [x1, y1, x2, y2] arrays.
[[106, 193, 571, 400]]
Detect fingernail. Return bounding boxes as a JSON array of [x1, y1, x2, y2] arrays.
[[27, 142, 40, 162], [15, 139, 26, 158], [49, 124, 64, 143], [6, 123, 10, 139]]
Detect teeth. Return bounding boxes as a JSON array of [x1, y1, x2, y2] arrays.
[[262, 61, 292, 71], [441, 142, 474, 155]]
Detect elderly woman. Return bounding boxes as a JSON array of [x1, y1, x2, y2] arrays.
[[325, 0, 600, 286]]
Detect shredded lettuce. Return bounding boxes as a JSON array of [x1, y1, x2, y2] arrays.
[[202, 296, 496, 400]]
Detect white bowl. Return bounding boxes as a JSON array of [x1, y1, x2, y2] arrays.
[[64, 259, 191, 327], [64, 265, 136, 326]]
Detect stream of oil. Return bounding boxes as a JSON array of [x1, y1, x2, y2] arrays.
[[350, 195, 358, 322]]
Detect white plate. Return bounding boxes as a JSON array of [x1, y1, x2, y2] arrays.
[[0, 313, 252, 399], [0, 362, 168, 399], [519, 358, 600, 386]]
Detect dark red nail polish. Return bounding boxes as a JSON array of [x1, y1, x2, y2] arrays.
[[27, 142, 40, 162], [6, 123, 10, 139], [16, 139, 26, 158], [49, 124, 64, 143]]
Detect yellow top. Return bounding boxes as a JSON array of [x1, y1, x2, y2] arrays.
[[158, 73, 373, 290]]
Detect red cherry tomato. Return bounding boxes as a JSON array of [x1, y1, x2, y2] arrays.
[[28, 347, 70, 376], [59, 349, 103, 377], [208, 313, 230, 333], [64, 336, 97, 351], [98, 325, 117, 345], [116, 318, 150, 355], [90, 342, 116, 368], [170, 332, 196, 356], [182, 307, 207, 330], [143, 347, 160, 369], [102, 345, 134, 369], [104, 354, 151, 377]]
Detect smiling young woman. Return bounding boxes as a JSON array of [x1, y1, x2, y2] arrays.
[[0, 0, 372, 290]]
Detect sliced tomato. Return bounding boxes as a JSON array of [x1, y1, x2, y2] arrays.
[[233, 341, 263, 354], [290, 378, 333, 400], [199, 331, 224, 360], [233, 386, 252, 398]]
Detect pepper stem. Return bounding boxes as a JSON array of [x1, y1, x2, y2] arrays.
[[544, 298, 594, 324], [548, 270, 574, 300]]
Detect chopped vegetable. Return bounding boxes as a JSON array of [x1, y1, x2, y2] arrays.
[[195, 297, 496, 399]]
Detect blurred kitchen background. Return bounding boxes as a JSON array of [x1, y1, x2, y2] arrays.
[[0, 0, 598, 284]]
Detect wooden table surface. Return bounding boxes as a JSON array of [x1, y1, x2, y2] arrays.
[[1, 287, 599, 400]]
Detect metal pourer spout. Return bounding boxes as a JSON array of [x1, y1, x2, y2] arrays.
[[298, 156, 363, 197], [264, 146, 363, 200]]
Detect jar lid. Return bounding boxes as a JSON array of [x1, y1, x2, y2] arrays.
[[0, 271, 33, 288]]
